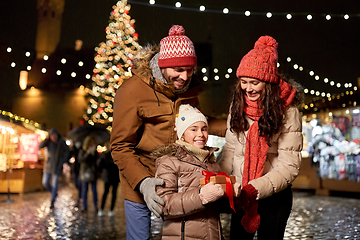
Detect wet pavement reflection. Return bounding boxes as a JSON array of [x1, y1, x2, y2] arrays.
[[0, 180, 359, 239]]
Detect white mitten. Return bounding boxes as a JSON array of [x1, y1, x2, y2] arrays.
[[199, 182, 225, 205]]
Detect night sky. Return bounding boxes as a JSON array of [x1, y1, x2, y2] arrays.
[[1, 0, 359, 116]]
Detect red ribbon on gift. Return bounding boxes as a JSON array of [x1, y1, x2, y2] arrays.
[[202, 170, 236, 212]]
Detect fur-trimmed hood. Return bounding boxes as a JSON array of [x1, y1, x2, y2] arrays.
[[132, 44, 160, 78], [283, 75, 304, 107]]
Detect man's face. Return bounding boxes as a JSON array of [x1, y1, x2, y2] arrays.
[[161, 67, 194, 90], [49, 133, 58, 142]]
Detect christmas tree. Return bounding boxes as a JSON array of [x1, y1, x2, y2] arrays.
[[83, 0, 141, 130]]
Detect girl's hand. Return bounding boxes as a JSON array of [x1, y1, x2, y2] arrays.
[[199, 182, 225, 205]]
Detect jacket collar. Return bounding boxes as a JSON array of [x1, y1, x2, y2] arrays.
[[173, 143, 218, 164]]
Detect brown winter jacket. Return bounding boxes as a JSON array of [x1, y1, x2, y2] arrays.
[[154, 143, 226, 240], [110, 45, 201, 204]]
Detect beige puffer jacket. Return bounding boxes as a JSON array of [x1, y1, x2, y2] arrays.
[[154, 143, 226, 240], [219, 106, 303, 200]]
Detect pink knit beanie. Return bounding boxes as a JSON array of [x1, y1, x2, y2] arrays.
[[158, 25, 197, 68], [236, 36, 279, 84]]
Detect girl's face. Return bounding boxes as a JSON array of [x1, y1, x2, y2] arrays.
[[240, 77, 266, 101], [182, 121, 208, 149]]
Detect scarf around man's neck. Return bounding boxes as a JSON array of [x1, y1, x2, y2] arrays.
[[242, 78, 297, 187]]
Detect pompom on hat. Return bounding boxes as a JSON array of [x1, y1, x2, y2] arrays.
[[236, 36, 279, 84], [158, 25, 197, 68], [175, 104, 207, 139]]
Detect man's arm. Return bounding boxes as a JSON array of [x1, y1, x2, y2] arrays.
[[110, 83, 150, 190]]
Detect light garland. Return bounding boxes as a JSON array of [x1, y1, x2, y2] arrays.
[[0, 109, 41, 129], [129, 0, 359, 20]]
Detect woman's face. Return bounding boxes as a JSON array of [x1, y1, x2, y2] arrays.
[[182, 121, 208, 149], [240, 77, 266, 101]]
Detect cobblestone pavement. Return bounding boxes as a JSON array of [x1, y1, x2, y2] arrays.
[[0, 180, 359, 239]]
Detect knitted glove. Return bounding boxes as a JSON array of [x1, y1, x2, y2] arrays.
[[139, 177, 165, 218], [199, 182, 225, 205], [240, 184, 260, 233]]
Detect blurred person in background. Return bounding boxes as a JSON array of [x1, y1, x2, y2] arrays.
[[39, 128, 70, 209], [78, 135, 99, 212]]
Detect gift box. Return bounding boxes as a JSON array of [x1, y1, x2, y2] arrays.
[[200, 175, 236, 197]]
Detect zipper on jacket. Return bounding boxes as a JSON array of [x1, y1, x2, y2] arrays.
[[181, 217, 186, 240], [150, 77, 160, 106]]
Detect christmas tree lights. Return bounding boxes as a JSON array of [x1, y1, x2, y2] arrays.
[[83, 0, 142, 127]]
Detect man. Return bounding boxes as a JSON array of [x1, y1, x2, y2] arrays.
[[110, 25, 201, 240], [39, 128, 70, 209]]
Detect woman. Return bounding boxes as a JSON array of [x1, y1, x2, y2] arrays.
[[78, 134, 99, 212], [219, 36, 303, 240]]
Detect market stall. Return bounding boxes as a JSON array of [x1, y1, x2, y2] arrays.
[[292, 107, 360, 195], [0, 116, 47, 194]]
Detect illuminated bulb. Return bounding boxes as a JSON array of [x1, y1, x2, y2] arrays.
[[199, 5, 205, 11], [223, 8, 229, 14], [344, 14, 349, 20], [315, 75, 319, 80], [203, 76, 208, 81], [149, 0, 155, 4], [326, 93, 331, 98], [245, 11, 250, 16], [286, 14, 292, 19], [56, 70, 61, 75], [86, 74, 91, 79], [277, 62, 280, 67], [225, 74, 230, 79], [41, 68, 47, 73], [345, 83, 349, 88], [309, 71, 314, 76], [299, 66, 303, 71], [214, 75, 219, 81], [324, 78, 329, 83], [43, 55, 49, 61], [315, 91, 320, 96], [266, 12, 272, 18], [330, 81, 334, 86], [213, 68, 218, 73], [7, 47, 12, 52], [175, 2, 181, 8], [78, 61, 84, 66], [286, 57, 291, 62], [71, 72, 76, 77], [293, 64, 298, 69], [201, 68, 207, 73], [227, 68, 232, 73], [310, 90, 315, 95], [25, 52, 30, 57], [11, 62, 16, 67], [27, 66, 31, 71], [336, 83, 341, 88], [304, 89, 309, 93], [326, 15, 331, 20], [61, 58, 67, 64], [349, 83, 352, 87], [321, 92, 325, 97], [307, 14, 312, 20]]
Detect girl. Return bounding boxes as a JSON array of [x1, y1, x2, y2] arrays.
[[219, 36, 304, 239], [153, 104, 229, 240]]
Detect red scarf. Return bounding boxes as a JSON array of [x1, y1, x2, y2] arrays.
[[242, 79, 297, 187]]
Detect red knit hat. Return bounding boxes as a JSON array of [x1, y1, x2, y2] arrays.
[[236, 36, 279, 84], [158, 25, 197, 68]]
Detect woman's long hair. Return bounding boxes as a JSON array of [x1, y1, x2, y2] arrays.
[[230, 80, 285, 145], [82, 135, 97, 151]]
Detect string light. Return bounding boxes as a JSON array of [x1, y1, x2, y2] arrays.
[[0, 110, 41, 129], [127, 1, 359, 19]]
